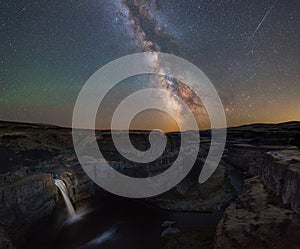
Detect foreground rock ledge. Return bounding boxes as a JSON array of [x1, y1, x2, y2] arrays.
[[215, 176, 300, 249]]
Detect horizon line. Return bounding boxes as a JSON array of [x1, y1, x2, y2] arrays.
[[0, 119, 299, 132]]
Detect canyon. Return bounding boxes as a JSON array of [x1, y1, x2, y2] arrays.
[[0, 120, 299, 248]]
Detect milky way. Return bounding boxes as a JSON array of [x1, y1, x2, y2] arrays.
[[115, 0, 208, 127]]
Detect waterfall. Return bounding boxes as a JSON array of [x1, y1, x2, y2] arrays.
[[54, 179, 76, 217]]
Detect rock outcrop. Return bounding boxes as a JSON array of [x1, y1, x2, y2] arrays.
[[0, 170, 57, 247], [215, 177, 300, 249], [148, 164, 233, 211], [0, 172, 56, 230], [215, 122, 300, 249], [250, 150, 300, 212], [0, 122, 98, 247]]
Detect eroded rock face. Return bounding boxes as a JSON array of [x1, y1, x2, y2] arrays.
[[0, 122, 98, 247], [0, 172, 56, 229], [40, 153, 97, 204], [216, 122, 300, 249], [0, 155, 98, 247], [250, 150, 300, 212], [227, 146, 300, 212], [0, 171, 57, 248], [215, 177, 300, 249], [148, 164, 233, 212]]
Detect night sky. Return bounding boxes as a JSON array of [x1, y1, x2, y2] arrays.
[[0, 0, 300, 130]]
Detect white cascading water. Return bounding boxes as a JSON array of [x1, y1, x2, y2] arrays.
[[54, 179, 76, 217]]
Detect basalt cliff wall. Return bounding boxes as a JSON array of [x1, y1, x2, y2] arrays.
[[215, 122, 300, 249]]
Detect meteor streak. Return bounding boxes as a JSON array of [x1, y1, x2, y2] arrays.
[[249, 0, 279, 41]]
